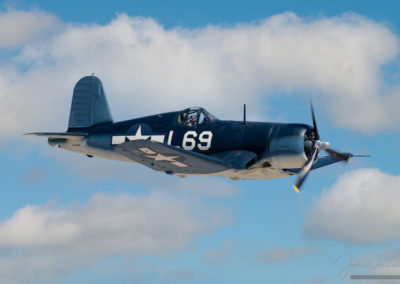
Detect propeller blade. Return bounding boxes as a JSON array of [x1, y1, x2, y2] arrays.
[[310, 102, 320, 140], [324, 149, 352, 161], [292, 101, 369, 193], [293, 147, 318, 193]]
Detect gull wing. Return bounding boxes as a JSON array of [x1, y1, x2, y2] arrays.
[[115, 140, 230, 174]]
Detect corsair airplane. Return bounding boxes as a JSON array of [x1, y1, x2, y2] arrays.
[[27, 75, 366, 192]]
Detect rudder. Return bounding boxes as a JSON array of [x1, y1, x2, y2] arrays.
[[68, 75, 113, 130]]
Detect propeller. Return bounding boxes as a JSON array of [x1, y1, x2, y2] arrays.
[[293, 103, 353, 193]]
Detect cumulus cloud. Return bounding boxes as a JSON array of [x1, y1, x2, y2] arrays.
[[0, 10, 399, 138], [256, 245, 317, 263], [0, 191, 231, 282], [304, 169, 400, 244], [0, 9, 61, 48], [0, 191, 229, 252]]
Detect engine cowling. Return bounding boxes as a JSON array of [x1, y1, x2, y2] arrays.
[[268, 125, 313, 169]]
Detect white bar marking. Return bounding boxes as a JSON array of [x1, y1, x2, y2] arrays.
[[168, 131, 173, 145]]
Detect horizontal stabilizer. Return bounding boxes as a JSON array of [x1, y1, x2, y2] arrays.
[[24, 132, 88, 139]]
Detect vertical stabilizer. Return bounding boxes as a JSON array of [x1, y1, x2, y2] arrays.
[[68, 75, 113, 130]]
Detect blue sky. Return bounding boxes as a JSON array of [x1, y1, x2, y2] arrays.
[[9, 0, 400, 28], [0, 1, 400, 283]]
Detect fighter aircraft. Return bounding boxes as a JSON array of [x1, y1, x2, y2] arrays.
[[26, 75, 367, 193]]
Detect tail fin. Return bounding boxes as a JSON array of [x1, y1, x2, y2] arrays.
[[68, 75, 113, 130]]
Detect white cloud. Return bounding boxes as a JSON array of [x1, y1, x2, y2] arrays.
[[0, 9, 61, 48], [304, 168, 400, 244], [0, 205, 79, 248], [0, 191, 231, 282], [256, 245, 317, 263], [0, 11, 399, 138], [0, 191, 229, 253]]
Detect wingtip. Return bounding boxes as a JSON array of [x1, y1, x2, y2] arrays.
[[293, 185, 301, 193]]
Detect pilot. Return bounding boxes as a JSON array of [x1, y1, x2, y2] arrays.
[[187, 113, 197, 126], [190, 116, 197, 126]]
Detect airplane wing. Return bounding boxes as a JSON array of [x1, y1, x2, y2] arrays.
[[311, 155, 344, 170], [311, 152, 363, 170], [115, 140, 257, 174], [285, 153, 356, 174], [210, 150, 257, 169]]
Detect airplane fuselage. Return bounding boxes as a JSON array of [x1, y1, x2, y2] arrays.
[[51, 110, 313, 180]]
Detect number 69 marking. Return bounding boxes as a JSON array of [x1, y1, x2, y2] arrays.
[[182, 131, 213, 151]]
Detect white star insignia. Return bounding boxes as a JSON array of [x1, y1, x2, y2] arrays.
[[127, 126, 150, 141], [138, 147, 188, 168]]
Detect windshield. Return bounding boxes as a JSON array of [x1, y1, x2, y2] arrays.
[[177, 107, 218, 127]]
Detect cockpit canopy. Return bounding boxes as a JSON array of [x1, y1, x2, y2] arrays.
[[177, 107, 218, 127]]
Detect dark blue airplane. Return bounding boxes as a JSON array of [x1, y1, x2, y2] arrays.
[[27, 75, 366, 193]]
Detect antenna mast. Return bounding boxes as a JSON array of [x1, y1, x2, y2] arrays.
[[243, 104, 246, 125]]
